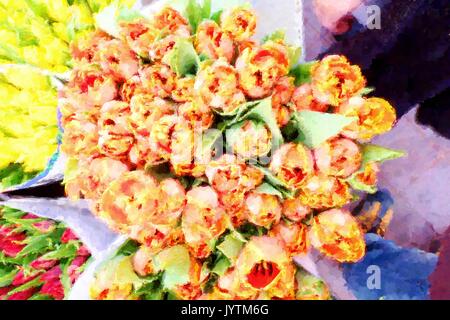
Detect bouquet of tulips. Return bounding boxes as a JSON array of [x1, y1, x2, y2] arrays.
[[58, 0, 404, 300], [0, 206, 91, 300]]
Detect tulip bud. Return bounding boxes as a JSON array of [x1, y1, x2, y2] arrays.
[[314, 137, 362, 178], [227, 120, 272, 160], [310, 55, 366, 107], [194, 59, 245, 114], [221, 7, 257, 42], [269, 143, 314, 189], [299, 175, 352, 210], [245, 192, 282, 228], [309, 209, 366, 263], [195, 20, 235, 63], [337, 96, 397, 140]]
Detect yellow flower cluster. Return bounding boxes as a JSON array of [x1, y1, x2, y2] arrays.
[[0, 0, 134, 73], [0, 66, 58, 184]]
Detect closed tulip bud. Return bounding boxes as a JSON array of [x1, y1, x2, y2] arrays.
[[140, 63, 177, 99], [128, 95, 175, 137], [152, 7, 191, 37], [299, 175, 352, 210], [309, 209, 366, 263], [314, 137, 362, 178], [269, 221, 309, 257], [99, 171, 160, 233], [311, 55, 366, 107], [228, 120, 272, 160], [171, 77, 195, 103], [282, 197, 312, 222], [221, 7, 257, 42], [245, 192, 282, 228], [291, 83, 328, 112], [337, 96, 397, 140], [236, 41, 290, 99], [182, 187, 228, 259], [272, 76, 295, 126], [195, 20, 235, 63], [119, 19, 159, 58], [269, 143, 315, 189], [94, 39, 139, 81], [194, 59, 245, 114]]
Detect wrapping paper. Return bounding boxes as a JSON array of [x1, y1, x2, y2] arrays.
[[0, 197, 120, 258]]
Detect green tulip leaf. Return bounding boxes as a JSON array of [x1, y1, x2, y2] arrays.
[[292, 111, 357, 148]]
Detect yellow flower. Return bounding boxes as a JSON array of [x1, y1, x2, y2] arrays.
[[231, 236, 296, 299], [236, 41, 290, 99], [90, 255, 140, 300], [170, 121, 209, 178], [18, 126, 58, 173], [52, 22, 70, 43], [221, 6, 257, 42], [269, 143, 315, 189], [1, 66, 52, 91], [0, 137, 19, 169], [181, 186, 228, 259], [314, 137, 362, 178], [311, 55, 366, 106], [228, 120, 272, 160], [46, 0, 71, 22], [195, 20, 235, 63], [245, 192, 282, 228], [269, 221, 309, 258], [282, 197, 312, 222], [337, 96, 397, 140], [99, 171, 160, 233], [0, 83, 20, 107], [309, 209, 366, 263], [299, 174, 352, 210], [205, 154, 264, 211], [194, 58, 245, 114]]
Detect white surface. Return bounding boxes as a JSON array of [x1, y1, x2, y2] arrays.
[[374, 107, 450, 250], [0, 198, 120, 258]]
